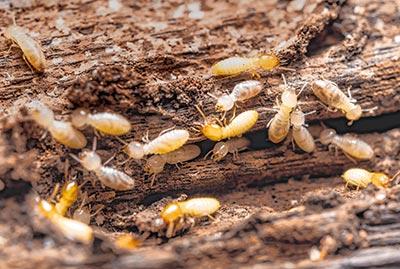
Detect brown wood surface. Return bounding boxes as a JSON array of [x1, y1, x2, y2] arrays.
[[0, 0, 400, 268]]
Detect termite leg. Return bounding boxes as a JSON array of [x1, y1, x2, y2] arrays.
[[346, 86, 357, 103], [22, 54, 35, 73], [159, 125, 176, 136], [142, 131, 150, 143], [149, 174, 157, 187], [103, 153, 116, 166], [49, 183, 60, 203], [266, 117, 274, 128], [166, 221, 175, 238], [203, 149, 213, 160], [207, 214, 216, 221], [291, 134, 296, 151], [91, 204, 104, 218], [317, 101, 337, 112], [343, 152, 358, 164]]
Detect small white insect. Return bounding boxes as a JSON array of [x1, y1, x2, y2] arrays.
[[213, 80, 263, 112], [71, 108, 131, 136], [267, 75, 306, 143], [319, 128, 374, 161], [205, 137, 250, 161], [71, 138, 135, 191], [144, 144, 201, 185], [27, 100, 87, 149], [311, 79, 375, 125], [120, 129, 190, 160], [5, 18, 47, 72], [290, 109, 316, 153]]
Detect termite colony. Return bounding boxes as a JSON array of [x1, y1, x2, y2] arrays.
[[4, 14, 392, 250]]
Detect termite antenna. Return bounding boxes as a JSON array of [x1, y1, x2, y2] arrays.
[[195, 104, 207, 121], [304, 110, 316, 116], [69, 153, 81, 163], [320, 121, 328, 129], [281, 74, 288, 87], [78, 179, 90, 189], [115, 136, 129, 146], [207, 92, 218, 100], [276, 67, 297, 72], [362, 106, 378, 113], [392, 170, 400, 184], [297, 82, 308, 97], [92, 137, 97, 151]]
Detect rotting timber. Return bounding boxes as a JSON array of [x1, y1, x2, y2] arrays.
[[0, 0, 400, 268]]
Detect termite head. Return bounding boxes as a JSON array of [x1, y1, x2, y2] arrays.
[[160, 202, 183, 224], [319, 128, 337, 145], [61, 181, 79, 201], [144, 155, 166, 175], [71, 108, 90, 129], [290, 110, 305, 127], [37, 199, 56, 218], [258, 54, 280, 70], [216, 95, 235, 112], [370, 173, 391, 188], [281, 88, 298, 108], [27, 100, 54, 128], [212, 142, 229, 161], [201, 123, 224, 141], [345, 105, 362, 122], [125, 142, 145, 159], [79, 150, 102, 171], [195, 105, 224, 141]]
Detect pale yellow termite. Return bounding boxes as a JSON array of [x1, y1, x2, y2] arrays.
[[27, 101, 87, 149], [290, 109, 316, 153], [70, 138, 135, 191], [311, 79, 373, 125], [160, 197, 220, 238], [195, 105, 259, 141], [144, 145, 201, 177], [37, 199, 93, 244], [211, 54, 280, 77], [120, 129, 190, 160], [342, 168, 400, 189], [55, 181, 79, 216], [71, 108, 131, 136], [319, 128, 374, 161], [267, 76, 306, 143], [5, 19, 47, 72], [205, 137, 250, 161], [213, 80, 263, 112]]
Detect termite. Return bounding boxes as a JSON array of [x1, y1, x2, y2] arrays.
[[5, 18, 47, 72], [55, 181, 79, 216], [311, 79, 374, 125], [71, 108, 131, 136], [70, 138, 135, 191], [319, 128, 374, 161], [160, 197, 220, 238], [114, 234, 141, 251], [267, 75, 306, 143], [119, 129, 190, 160], [205, 137, 250, 161], [290, 109, 316, 153], [27, 100, 87, 149], [211, 53, 280, 77], [342, 168, 400, 189], [144, 144, 201, 178], [212, 80, 263, 113], [36, 198, 93, 244], [195, 105, 259, 141]]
